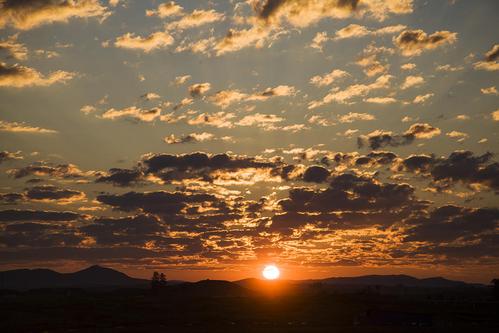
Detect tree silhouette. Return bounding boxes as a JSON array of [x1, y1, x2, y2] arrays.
[[151, 271, 167, 291], [160, 273, 167, 287], [491, 278, 499, 299]]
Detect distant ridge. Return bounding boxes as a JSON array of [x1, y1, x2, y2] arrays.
[[303, 274, 480, 288], [0, 265, 149, 290], [0, 266, 483, 291]]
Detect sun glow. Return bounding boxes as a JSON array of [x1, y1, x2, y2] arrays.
[[262, 265, 280, 280]]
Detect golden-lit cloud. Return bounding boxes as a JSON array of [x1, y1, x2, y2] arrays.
[[0, 120, 57, 134], [164, 132, 215, 144], [166, 9, 224, 30], [0, 34, 28, 60], [338, 112, 375, 123], [0, 0, 109, 30], [114, 31, 174, 52], [0, 63, 75, 88], [146, 1, 183, 18], [309, 69, 349, 87], [101, 106, 161, 122], [334, 23, 406, 40], [401, 75, 425, 89], [309, 74, 392, 108], [393, 29, 457, 56]]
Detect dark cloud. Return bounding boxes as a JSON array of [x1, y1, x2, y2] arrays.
[[0, 209, 81, 221], [97, 190, 217, 215], [430, 151, 498, 191], [9, 162, 84, 179], [0, 222, 81, 247], [0, 192, 24, 203], [25, 185, 84, 201], [302, 165, 330, 183], [393, 29, 457, 56], [273, 173, 427, 232], [0, 150, 22, 164], [355, 151, 398, 166], [141, 152, 279, 183], [358, 123, 440, 150], [397, 154, 435, 173], [188, 83, 211, 97], [80, 214, 166, 246], [484, 44, 499, 62], [96, 168, 145, 187], [405, 205, 499, 243]]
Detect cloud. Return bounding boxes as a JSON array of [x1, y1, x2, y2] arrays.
[[0, 0, 109, 30], [208, 85, 296, 108], [188, 112, 235, 128], [114, 31, 174, 52], [395, 151, 499, 191], [2, 185, 86, 204], [393, 29, 457, 56], [405, 205, 498, 243], [338, 112, 375, 123], [0, 62, 75, 88], [358, 123, 441, 149], [364, 96, 397, 104], [481, 86, 498, 95], [172, 75, 191, 86], [175, 37, 216, 55], [310, 31, 328, 51], [446, 131, 468, 141], [96, 168, 145, 187], [146, 1, 183, 18], [309, 69, 349, 87], [8, 162, 85, 179], [101, 106, 161, 122], [334, 23, 406, 40], [164, 132, 215, 144], [0, 34, 28, 60], [188, 82, 211, 97], [272, 172, 423, 232], [166, 9, 224, 30], [0, 120, 57, 133], [0, 150, 22, 164], [401, 75, 425, 89], [474, 44, 499, 71], [308, 74, 392, 108], [97, 190, 218, 216], [0, 209, 81, 222], [251, 0, 412, 27], [208, 90, 247, 108], [436, 64, 464, 72], [236, 113, 284, 128], [484, 44, 499, 62], [172, 97, 193, 111], [412, 93, 433, 104], [214, 26, 270, 55], [302, 166, 330, 183]]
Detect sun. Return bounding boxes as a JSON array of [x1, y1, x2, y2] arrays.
[[262, 265, 280, 280]]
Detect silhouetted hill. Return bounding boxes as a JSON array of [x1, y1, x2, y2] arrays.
[[1, 266, 483, 291], [0, 265, 149, 290], [307, 274, 479, 288]]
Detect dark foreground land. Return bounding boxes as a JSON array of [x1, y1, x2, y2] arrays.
[[1, 282, 498, 333]]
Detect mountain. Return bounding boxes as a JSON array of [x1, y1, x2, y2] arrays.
[[1, 266, 482, 291], [304, 274, 476, 288], [0, 265, 149, 290]]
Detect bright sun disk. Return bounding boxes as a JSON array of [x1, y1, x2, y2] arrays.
[[262, 265, 280, 280]]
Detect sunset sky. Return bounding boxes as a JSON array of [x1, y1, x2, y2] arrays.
[[0, 0, 498, 283]]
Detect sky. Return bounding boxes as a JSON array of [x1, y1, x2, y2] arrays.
[[0, 0, 498, 283]]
